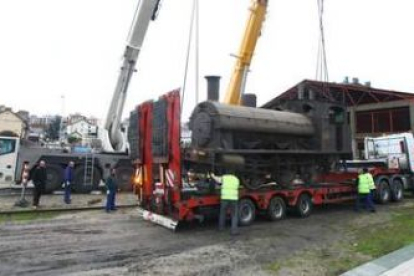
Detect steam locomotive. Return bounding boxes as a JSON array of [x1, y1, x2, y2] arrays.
[[185, 81, 352, 189]]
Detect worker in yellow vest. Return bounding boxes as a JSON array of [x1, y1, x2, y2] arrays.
[[211, 171, 240, 235], [355, 167, 376, 212]]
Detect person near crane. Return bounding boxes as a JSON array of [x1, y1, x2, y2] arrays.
[[355, 167, 376, 213], [105, 168, 118, 213], [63, 161, 75, 204], [211, 170, 241, 235], [32, 160, 47, 209]]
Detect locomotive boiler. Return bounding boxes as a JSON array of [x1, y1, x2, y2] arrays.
[[186, 80, 352, 189]]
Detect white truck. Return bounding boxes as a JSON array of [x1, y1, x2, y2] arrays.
[[325, 132, 414, 204], [0, 0, 162, 193]]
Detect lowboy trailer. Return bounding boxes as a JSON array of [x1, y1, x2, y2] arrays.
[[128, 91, 406, 231]]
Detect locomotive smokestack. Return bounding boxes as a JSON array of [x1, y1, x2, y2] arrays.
[[205, 76, 220, 102]]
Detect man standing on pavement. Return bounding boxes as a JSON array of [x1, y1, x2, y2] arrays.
[[105, 168, 118, 212], [63, 161, 74, 204], [211, 170, 241, 235], [355, 167, 376, 213], [32, 160, 47, 209]]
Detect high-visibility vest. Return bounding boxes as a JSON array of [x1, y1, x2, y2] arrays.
[[221, 174, 240, 201], [358, 173, 375, 194]]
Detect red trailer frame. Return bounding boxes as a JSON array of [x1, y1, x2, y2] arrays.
[[133, 91, 404, 229]]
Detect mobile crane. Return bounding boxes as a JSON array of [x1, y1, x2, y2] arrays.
[[224, 0, 268, 105], [0, 0, 162, 193], [103, 0, 162, 152]]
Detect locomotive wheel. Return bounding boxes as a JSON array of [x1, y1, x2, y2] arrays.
[[267, 196, 286, 221], [295, 193, 313, 218], [391, 178, 404, 202], [238, 198, 256, 226], [243, 178, 262, 190]]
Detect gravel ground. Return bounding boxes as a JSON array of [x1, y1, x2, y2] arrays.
[[0, 197, 411, 276], [0, 192, 138, 212]]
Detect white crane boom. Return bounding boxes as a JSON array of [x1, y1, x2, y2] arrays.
[[103, 0, 161, 152]]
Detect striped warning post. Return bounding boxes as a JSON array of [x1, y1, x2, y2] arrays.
[[166, 169, 175, 187]]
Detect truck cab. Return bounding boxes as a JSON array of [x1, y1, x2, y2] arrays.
[[364, 133, 414, 173], [0, 136, 20, 184]]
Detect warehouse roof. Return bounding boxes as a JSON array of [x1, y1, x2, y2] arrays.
[[263, 79, 414, 109]]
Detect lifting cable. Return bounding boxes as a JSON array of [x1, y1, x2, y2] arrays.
[[315, 0, 329, 82], [181, 0, 198, 116]]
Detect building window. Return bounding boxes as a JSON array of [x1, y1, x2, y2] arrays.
[[356, 107, 410, 134], [393, 108, 410, 132], [373, 111, 391, 133]]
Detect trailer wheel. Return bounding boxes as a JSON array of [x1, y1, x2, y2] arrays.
[[238, 198, 256, 226], [44, 165, 64, 194], [116, 166, 134, 191], [376, 179, 390, 204], [267, 196, 286, 221], [295, 193, 313, 218], [72, 166, 101, 193], [391, 178, 404, 202]]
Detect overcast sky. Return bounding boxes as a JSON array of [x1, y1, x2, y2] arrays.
[[1, 0, 414, 121]]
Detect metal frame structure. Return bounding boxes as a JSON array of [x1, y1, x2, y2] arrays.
[[263, 80, 414, 108]]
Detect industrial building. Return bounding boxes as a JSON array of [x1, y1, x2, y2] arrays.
[[263, 79, 414, 158]]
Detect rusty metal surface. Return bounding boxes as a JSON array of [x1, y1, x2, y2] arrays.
[[190, 101, 315, 144]]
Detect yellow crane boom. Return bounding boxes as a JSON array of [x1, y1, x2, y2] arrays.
[[223, 0, 268, 105]]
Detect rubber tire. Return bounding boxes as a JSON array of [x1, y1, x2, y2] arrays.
[[267, 196, 286, 221], [376, 179, 390, 204], [295, 193, 313, 218], [238, 198, 256, 226], [44, 164, 64, 194], [116, 166, 134, 191], [391, 178, 404, 202], [72, 166, 101, 193]]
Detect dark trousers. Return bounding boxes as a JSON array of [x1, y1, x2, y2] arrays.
[[64, 181, 71, 204], [219, 200, 239, 234], [106, 190, 116, 212], [355, 192, 375, 211], [33, 185, 43, 206]]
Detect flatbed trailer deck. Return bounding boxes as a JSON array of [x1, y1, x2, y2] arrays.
[[173, 182, 356, 223]]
